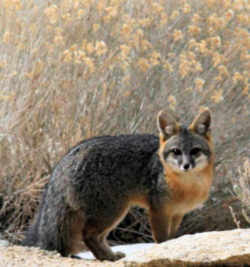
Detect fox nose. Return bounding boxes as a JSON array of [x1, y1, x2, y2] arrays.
[[182, 154, 191, 171], [183, 163, 190, 171]]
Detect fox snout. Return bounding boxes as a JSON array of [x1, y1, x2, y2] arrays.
[[163, 145, 211, 174], [164, 146, 209, 173], [180, 154, 192, 172]]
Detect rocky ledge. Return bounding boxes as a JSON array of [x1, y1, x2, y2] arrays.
[[120, 228, 250, 267], [0, 229, 249, 267]]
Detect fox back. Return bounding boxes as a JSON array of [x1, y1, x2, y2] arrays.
[[23, 108, 214, 261]]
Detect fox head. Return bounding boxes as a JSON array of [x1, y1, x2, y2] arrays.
[[157, 107, 214, 174]]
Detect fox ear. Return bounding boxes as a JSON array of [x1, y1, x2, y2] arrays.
[[157, 110, 179, 141], [190, 107, 211, 137]]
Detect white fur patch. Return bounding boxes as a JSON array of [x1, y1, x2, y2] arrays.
[[165, 125, 174, 135], [197, 124, 207, 134]]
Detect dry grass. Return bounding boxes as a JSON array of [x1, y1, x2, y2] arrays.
[[232, 159, 250, 225], [0, 0, 249, 243]]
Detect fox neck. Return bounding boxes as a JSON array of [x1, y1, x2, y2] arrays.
[[163, 162, 214, 204]]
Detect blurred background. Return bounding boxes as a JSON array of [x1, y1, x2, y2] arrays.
[[0, 0, 249, 245]]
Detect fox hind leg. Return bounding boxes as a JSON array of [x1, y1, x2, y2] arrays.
[[82, 222, 125, 261], [62, 210, 86, 257]]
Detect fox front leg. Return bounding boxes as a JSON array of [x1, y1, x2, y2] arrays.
[[149, 208, 183, 242], [171, 214, 183, 237]]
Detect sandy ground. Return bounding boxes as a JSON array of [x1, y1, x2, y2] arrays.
[[0, 243, 154, 267], [0, 245, 113, 267]]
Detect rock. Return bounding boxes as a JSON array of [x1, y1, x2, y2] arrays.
[[78, 243, 155, 260], [1, 229, 249, 266], [120, 229, 250, 267], [0, 239, 9, 247]]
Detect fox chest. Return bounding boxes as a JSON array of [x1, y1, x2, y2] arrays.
[[166, 173, 212, 214]]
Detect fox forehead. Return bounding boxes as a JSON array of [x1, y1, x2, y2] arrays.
[[164, 127, 211, 154]]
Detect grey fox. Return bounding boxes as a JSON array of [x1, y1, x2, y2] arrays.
[[23, 107, 214, 261]]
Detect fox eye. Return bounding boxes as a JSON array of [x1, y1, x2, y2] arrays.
[[172, 148, 182, 156], [190, 147, 201, 156]]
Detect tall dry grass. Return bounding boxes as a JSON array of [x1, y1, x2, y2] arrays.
[[0, 0, 249, 243], [232, 159, 250, 225]]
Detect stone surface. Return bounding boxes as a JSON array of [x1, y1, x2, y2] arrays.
[[0, 229, 249, 266], [78, 243, 155, 260], [0, 239, 9, 247], [121, 229, 250, 266]]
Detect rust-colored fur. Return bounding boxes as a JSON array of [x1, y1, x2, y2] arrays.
[[153, 107, 214, 239]]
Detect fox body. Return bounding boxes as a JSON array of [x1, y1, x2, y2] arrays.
[[23, 108, 214, 261]]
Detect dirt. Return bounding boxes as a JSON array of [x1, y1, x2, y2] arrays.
[[0, 245, 117, 267]]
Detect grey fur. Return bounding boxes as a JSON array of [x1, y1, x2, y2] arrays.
[[23, 109, 213, 261], [23, 134, 165, 259]]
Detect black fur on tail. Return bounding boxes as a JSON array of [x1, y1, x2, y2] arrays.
[[22, 179, 75, 256]]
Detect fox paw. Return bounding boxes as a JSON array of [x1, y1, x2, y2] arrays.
[[114, 251, 125, 260], [102, 251, 125, 261]]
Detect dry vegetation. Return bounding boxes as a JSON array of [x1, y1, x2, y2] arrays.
[[0, 0, 249, 244], [232, 158, 250, 225]]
